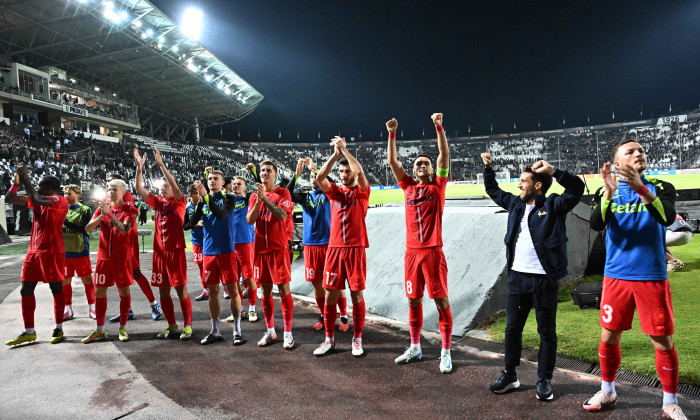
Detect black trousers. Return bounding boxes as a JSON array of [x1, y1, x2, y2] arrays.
[[504, 270, 559, 380]]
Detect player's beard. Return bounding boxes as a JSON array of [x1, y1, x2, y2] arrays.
[[520, 192, 535, 203]]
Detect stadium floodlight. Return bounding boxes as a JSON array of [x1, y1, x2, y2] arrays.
[[133, 20, 141, 27], [172, 45, 178, 52], [216, 81, 224, 90], [157, 43, 163, 49], [146, 29, 154, 37], [141, 33, 147, 39], [224, 87, 231, 95], [205, 74, 213, 82], [103, 1, 114, 9], [158, 36, 165, 43], [180, 8, 203, 41], [119, 11, 128, 20]]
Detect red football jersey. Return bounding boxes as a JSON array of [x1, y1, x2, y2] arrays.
[[249, 187, 295, 253], [147, 194, 186, 251], [398, 174, 448, 249], [94, 204, 138, 261], [325, 183, 370, 248], [26, 195, 68, 255]]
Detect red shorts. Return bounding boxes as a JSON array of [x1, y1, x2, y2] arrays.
[[600, 276, 675, 336], [130, 233, 140, 270], [304, 244, 328, 283], [323, 247, 366, 291], [235, 242, 255, 279], [21, 252, 64, 283], [152, 248, 188, 288], [94, 259, 134, 289], [254, 249, 291, 285], [64, 256, 93, 278], [192, 245, 203, 265], [203, 252, 239, 285], [404, 248, 448, 299]]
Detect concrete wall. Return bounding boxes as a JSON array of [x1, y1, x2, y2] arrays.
[[290, 200, 595, 336]]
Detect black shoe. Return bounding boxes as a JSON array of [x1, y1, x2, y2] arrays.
[[194, 292, 209, 301], [489, 370, 520, 394], [108, 308, 134, 323], [240, 310, 247, 319], [200, 334, 224, 345], [536, 378, 553, 401], [233, 334, 244, 346]]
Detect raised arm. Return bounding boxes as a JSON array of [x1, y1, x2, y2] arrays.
[[332, 136, 368, 190], [386, 118, 406, 183], [5, 171, 27, 206], [433, 113, 450, 172], [481, 152, 518, 210], [17, 165, 53, 207], [133, 148, 150, 202], [531, 160, 584, 214], [286, 159, 306, 203], [316, 147, 343, 194], [154, 147, 182, 201]]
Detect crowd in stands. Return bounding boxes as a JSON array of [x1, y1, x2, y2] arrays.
[[1, 118, 699, 199]]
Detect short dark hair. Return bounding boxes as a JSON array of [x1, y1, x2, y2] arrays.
[[224, 176, 233, 187], [413, 154, 433, 166], [108, 173, 123, 180], [187, 184, 198, 194], [39, 176, 61, 193], [208, 170, 224, 180], [338, 158, 350, 166], [260, 161, 277, 172], [522, 167, 553, 194], [611, 139, 638, 161]]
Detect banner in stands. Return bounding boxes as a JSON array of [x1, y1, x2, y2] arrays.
[[657, 115, 688, 126], [63, 104, 88, 117], [370, 185, 400, 191]]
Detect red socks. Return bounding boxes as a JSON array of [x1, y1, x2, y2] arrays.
[[315, 297, 325, 315], [262, 295, 275, 329], [281, 294, 294, 333], [160, 295, 176, 325], [409, 304, 423, 345], [84, 282, 96, 305], [324, 302, 337, 340], [247, 284, 257, 306], [53, 291, 65, 325], [96, 296, 107, 327], [437, 306, 453, 350], [134, 274, 155, 302], [63, 284, 72, 306], [656, 346, 679, 393], [337, 296, 348, 317], [119, 294, 131, 326], [21, 295, 36, 329], [353, 299, 366, 339], [180, 296, 192, 327], [198, 264, 205, 288], [599, 340, 621, 382]]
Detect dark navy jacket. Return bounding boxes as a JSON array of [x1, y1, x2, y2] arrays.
[[484, 166, 584, 282]]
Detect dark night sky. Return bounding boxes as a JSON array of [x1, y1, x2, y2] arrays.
[[150, 1, 700, 142]]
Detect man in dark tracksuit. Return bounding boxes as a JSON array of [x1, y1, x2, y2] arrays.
[[482, 152, 584, 401]]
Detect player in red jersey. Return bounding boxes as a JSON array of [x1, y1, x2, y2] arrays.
[[82, 179, 138, 343], [5, 166, 68, 346], [134, 148, 193, 340], [386, 114, 453, 373], [247, 161, 296, 349], [313, 137, 371, 357], [106, 174, 161, 322]]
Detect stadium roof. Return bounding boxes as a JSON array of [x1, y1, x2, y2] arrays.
[[0, 0, 263, 138]]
